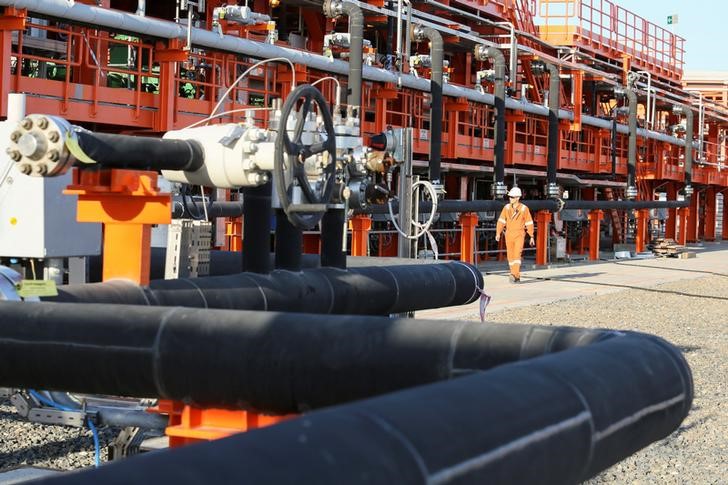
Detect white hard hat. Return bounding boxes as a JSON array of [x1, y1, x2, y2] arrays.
[[507, 187, 522, 198]]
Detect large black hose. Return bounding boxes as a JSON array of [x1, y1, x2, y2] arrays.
[[414, 25, 443, 184], [241, 182, 272, 274], [274, 209, 303, 271], [546, 62, 560, 193], [320, 209, 347, 268], [361, 198, 689, 215], [74, 131, 204, 172], [16, 316, 691, 485], [45, 262, 483, 316]]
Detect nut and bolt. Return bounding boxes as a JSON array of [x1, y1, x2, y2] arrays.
[[38, 117, 49, 129], [20, 118, 33, 130], [48, 131, 60, 143], [48, 149, 60, 162], [8, 150, 21, 162], [34, 163, 48, 175], [19, 164, 32, 175], [10, 131, 22, 142]]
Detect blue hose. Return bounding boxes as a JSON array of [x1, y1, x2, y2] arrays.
[[28, 389, 101, 467]]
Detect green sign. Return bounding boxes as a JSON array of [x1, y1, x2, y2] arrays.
[[16, 280, 58, 298], [667, 15, 678, 25]]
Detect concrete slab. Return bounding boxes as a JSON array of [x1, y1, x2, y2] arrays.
[[419, 241, 728, 321]]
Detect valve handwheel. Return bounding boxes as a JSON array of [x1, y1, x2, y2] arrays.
[[274, 84, 337, 229]]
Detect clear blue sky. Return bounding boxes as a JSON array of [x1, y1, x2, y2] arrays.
[[614, 0, 728, 72], [535, 0, 728, 73]]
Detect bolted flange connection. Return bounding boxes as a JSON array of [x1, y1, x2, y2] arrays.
[[7, 114, 74, 178]]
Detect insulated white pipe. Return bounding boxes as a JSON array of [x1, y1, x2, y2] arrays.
[[0, 0, 688, 147]]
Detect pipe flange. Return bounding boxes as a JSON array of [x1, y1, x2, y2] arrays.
[[411, 24, 426, 42], [473, 45, 489, 62], [684, 185, 694, 196], [322, 0, 343, 18], [625, 185, 638, 199], [492, 182, 508, 198], [545, 183, 560, 198], [8, 114, 74, 177]]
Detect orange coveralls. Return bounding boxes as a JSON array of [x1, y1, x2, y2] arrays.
[[496, 202, 534, 279]]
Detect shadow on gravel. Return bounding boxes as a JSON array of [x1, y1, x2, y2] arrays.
[[614, 261, 728, 278], [0, 434, 92, 469], [666, 414, 713, 440], [677, 345, 702, 354], [518, 275, 728, 302]]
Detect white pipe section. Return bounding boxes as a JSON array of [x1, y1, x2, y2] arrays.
[[0, 0, 688, 148]]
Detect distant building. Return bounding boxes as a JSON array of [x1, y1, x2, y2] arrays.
[[682, 71, 728, 106]]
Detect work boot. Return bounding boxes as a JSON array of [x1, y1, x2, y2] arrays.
[[514, 277, 521, 284], [509, 274, 516, 283]]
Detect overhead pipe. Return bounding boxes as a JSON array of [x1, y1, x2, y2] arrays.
[[623, 87, 638, 199], [0, 306, 692, 485], [474, 45, 507, 198], [44, 262, 483, 316], [0, 0, 691, 149], [360, 198, 690, 215], [412, 24, 444, 187]]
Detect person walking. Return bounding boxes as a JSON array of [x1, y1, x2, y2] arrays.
[[495, 187, 535, 283]]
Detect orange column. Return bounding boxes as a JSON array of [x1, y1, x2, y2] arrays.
[[665, 183, 677, 240], [677, 207, 689, 245], [535, 210, 550, 266], [350, 215, 372, 257], [686, 194, 700, 243], [723, 193, 728, 240], [0, 8, 25, 118], [459, 212, 478, 264], [588, 210, 603, 261], [704, 187, 716, 241], [634, 209, 649, 253]]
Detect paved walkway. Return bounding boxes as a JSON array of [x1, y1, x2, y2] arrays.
[[418, 241, 728, 320]]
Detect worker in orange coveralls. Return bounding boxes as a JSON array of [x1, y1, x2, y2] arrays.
[[495, 187, 535, 283]]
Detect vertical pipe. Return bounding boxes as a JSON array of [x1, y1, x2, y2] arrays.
[[386, 1, 394, 69], [398, 128, 414, 258], [274, 209, 302, 271], [320, 210, 347, 268], [474, 45, 506, 198], [242, 182, 272, 274], [624, 88, 638, 199], [340, 2, 363, 118], [611, 117, 618, 178], [545, 62, 560, 197], [413, 25, 443, 185], [7, 93, 26, 121], [681, 104, 694, 195]]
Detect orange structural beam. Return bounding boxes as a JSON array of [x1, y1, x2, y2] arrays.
[[459, 212, 478, 264], [723, 192, 728, 240], [665, 183, 678, 240], [704, 188, 716, 241], [634, 209, 649, 253], [588, 210, 603, 261], [535, 210, 550, 266], [350, 215, 372, 257], [677, 206, 689, 246], [64, 169, 170, 285], [686, 194, 700, 243]]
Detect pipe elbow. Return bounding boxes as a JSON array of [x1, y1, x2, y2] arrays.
[[412, 25, 443, 50]]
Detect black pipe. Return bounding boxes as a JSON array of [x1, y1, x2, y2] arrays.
[[624, 88, 638, 198], [545, 62, 560, 194], [324, 1, 363, 118], [11, 318, 692, 485], [681, 103, 694, 192], [274, 209, 303, 271], [320, 209, 347, 268], [47, 392, 168, 429], [45, 262, 483, 316], [74, 131, 204, 172], [241, 181, 272, 274], [360, 198, 689, 215], [172, 200, 244, 219], [414, 25, 443, 184], [386, 0, 394, 70], [474, 45, 506, 196], [611, 117, 618, 178]]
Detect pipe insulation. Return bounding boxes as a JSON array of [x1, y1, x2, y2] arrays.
[[0, 0, 690, 149], [172, 200, 244, 219], [44, 262, 483, 315], [361, 198, 690, 214], [414, 25, 444, 184], [625, 88, 638, 195], [546, 62, 560, 191], [5, 310, 692, 484], [474, 46, 506, 194], [681, 103, 694, 189]]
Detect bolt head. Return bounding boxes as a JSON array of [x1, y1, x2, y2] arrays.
[[38, 117, 49, 129], [10, 130, 22, 142], [48, 131, 60, 143], [19, 164, 32, 175], [48, 149, 59, 162], [34, 163, 48, 175], [20, 118, 33, 130]]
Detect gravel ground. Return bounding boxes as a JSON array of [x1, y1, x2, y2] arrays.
[[0, 276, 725, 482], [0, 398, 116, 472], [481, 274, 728, 484]]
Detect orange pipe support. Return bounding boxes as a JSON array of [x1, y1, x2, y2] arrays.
[[350, 215, 372, 257], [677, 207, 689, 246], [686, 194, 700, 243], [704, 188, 716, 241], [665, 183, 677, 240], [634, 209, 649, 253], [588, 210, 603, 261], [64, 169, 171, 285], [723, 193, 728, 240], [535, 210, 550, 266], [459, 212, 478, 264]]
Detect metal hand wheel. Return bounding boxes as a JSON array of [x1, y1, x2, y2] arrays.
[[274, 84, 337, 229]]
